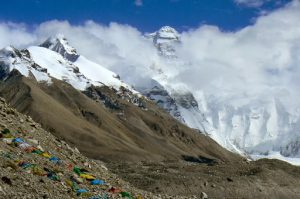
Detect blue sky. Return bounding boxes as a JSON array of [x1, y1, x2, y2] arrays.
[[0, 0, 292, 32]]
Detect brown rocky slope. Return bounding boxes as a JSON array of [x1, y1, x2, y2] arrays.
[[0, 71, 240, 163], [0, 97, 177, 198], [0, 71, 300, 198]]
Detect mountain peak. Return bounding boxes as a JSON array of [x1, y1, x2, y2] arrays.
[[157, 26, 180, 40], [146, 26, 180, 58], [158, 26, 176, 31], [147, 26, 180, 42], [39, 34, 79, 62]]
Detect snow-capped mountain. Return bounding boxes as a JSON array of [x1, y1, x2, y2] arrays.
[[141, 26, 300, 164], [39, 34, 79, 62], [0, 34, 137, 93]]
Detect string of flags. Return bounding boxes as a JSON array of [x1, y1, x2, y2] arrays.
[[0, 128, 137, 199]]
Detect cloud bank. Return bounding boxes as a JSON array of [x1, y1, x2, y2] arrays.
[[177, 0, 300, 106], [0, 22, 36, 48], [0, 0, 300, 109]]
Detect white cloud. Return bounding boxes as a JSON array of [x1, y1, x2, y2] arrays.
[[175, 0, 300, 107], [134, 0, 143, 6], [234, 0, 271, 7], [0, 22, 36, 48]]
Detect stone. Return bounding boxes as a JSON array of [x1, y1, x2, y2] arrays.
[[1, 176, 12, 185], [200, 192, 208, 199], [227, 177, 233, 182]]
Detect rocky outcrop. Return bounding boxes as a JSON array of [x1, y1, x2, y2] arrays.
[[281, 138, 300, 158], [142, 85, 184, 122]]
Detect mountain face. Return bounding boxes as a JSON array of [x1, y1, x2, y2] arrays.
[[196, 95, 300, 158], [140, 26, 300, 164]]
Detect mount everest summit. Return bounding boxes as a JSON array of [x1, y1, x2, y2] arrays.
[[122, 26, 300, 164], [0, 27, 300, 165]]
